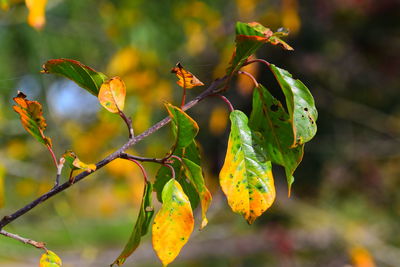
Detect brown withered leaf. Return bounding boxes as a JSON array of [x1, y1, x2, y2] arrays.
[[171, 62, 204, 89], [13, 91, 52, 147]]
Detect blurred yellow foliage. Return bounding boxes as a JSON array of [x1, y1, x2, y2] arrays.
[[6, 139, 27, 160], [107, 47, 139, 77], [282, 0, 301, 34], [236, 0, 259, 19], [15, 178, 37, 197], [25, 0, 47, 30], [209, 106, 228, 136], [349, 246, 376, 267], [184, 21, 206, 56], [132, 103, 151, 134]]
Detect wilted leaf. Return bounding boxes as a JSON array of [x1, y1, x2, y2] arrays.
[[42, 59, 108, 96], [171, 62, 204, 89], [152, 179, 194, 266], [13, 92, 52, 147], [25, 0, 47, 30], [98, 77, 126, 113], [154, 142, 201, 210], [249, 84, 304, 193], [270, 64, 317, 145], [112, 181, 154, 266], [182, 158, 212, 229], [39, 250, 62, 267], [220, 110, 276, 224], [165, 102, 199, 149], [227, 22, 273, 76], [62, 150, 96, 172]]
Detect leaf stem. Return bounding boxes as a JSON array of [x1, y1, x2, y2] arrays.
[[0, 229, 46, 250], [244, 58, 271, 68], [118, 110, 134, 139], [238, 70, 259, 88], [46, 145, 58, 168], [163, 164, 176, 179], [210, 94, 234, 112], [124, 158, 148, 183], [120, 153, 165, 164]]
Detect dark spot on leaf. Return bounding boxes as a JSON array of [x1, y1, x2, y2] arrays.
[[270, 104, 279, 112], [304, 107, 308, 111]]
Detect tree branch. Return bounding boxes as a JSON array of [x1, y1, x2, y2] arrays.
[[0, 229, 46, 249], [0, 76, 227, 230]]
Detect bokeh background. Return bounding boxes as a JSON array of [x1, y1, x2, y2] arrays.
[[0, 0, 399, 266]]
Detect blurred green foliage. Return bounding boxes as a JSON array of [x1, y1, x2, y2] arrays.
[[0, 0, 400, 266]]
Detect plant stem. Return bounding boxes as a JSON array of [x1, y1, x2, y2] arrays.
[[125, 159, 148, 183], [238, 70, 259, 88], [181, 87, 187, 108], [244, 58, 270, 68], [120, 153, 165, 164], [0, 229, 46, 250], [46, 145, 58, 168], [0, 76, 227, 230], [163, 164, 176, 179], [210, 94, 234, 112], [118, 110, 134, 139]]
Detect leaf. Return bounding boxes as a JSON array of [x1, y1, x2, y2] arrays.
[[41, 59, 108, 96], [98, 77, 126, 113], [164, 102, 199, 149], [227, 22, 273, 76], [152, 179, 194, 266], [220, 110, 276, 224], [25, 0, 47, 30], [171, 62, 204, 89], [39, 250, 62, 267], [182, 158, 212, 229], [13, 92, 52, 147], [269, 64, 318, 145], [154, 142, 201, 210], [112, 181, 154, 266], [249, 84, 304, 193], [62, 150, 96, 172]]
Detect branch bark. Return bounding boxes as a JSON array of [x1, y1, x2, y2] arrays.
[[0, 229, 46, 249], [0, 76, 227, 230]]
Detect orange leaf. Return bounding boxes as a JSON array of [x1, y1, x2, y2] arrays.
[[25, 0, 47, 30], [152, 179, 194, 266], [171, 62, 204, 89], [98, 77, 126, 113], [13, 92, 52, 147]]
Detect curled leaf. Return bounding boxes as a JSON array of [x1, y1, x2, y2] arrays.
[[112, 181, 154, 266], [25, 0, 47, 30], [13, 92, 52, 147], [152, 179, 194, 266], [62, 150, 96, 173], [98, 77, 126, 113], [171, 62, 204, 89], [39, 250, 62, 267], [220, 110, 276, 224], [41, 59, 108, 96]]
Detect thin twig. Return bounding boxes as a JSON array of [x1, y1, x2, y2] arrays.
[[0, 229, 46, 250], [209, 94, 235, 112], [238, 70, 259, 88], [0, 76, 227, 230], [120, 153, 165, 164], [163, 164, 176, 179], [124, 159, 148, 183], [118, 110, 134, 139], [46, 145, 58, 168], [244, 58, 270, 68]]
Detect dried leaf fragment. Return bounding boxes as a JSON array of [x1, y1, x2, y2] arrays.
[[13, 91, 52, 147], [171, 62, 204, 89]]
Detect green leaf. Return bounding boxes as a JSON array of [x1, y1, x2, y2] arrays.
[[154, 142, 201, 210], [164, 102, 199, 149], [62, 150, 96, 172], [270, 64, 318, 145], [41, 59, 108, 96], [227, 22, 273, 76], [39, 250, 62, 267], [112, 181, 154, 266], [182, 158, 212, 229], [219, 110, 276, 224], [12, 92, 52, 147], [152, 179, 194, 266], [249, 84, 304, 193]]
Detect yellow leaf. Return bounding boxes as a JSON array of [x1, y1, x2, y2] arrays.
[[220, 111, 275, 224], [98, 77, 126, 113], [171, 63, 204, 89], [152, 179, 194, 266], [62, 150, 96, 173], [39, 250, 62, 267], [25, 0, 47, 30]]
